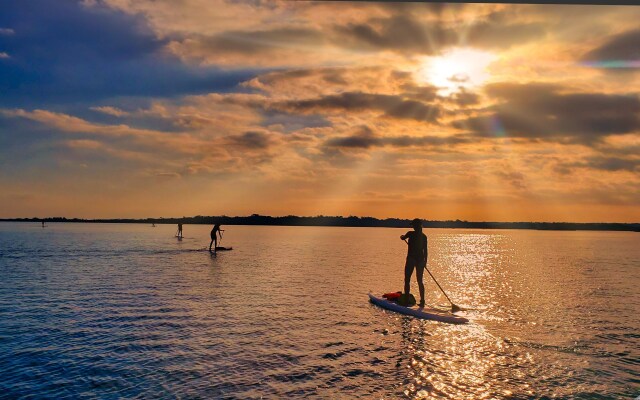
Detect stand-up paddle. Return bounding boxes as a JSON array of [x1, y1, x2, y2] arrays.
[[404, 238, 463, 313]]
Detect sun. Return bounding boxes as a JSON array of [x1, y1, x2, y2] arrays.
[[418, 48, 496, 95]]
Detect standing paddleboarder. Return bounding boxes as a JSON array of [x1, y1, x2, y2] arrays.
[[177, 222, 183, 238], [400, 218, 428, 307], [209, 223, 224, 252]]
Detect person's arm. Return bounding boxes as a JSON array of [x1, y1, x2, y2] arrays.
[[400, 231, 410, 240]]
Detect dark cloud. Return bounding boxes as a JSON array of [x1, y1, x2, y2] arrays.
[[325, 127, 381, 149], [445, 89, 480, 107], [227, 131, 276, 149], [247, 67, 349, 87], [401, 84, 440, 103], [385, 135, 469, 147], [582, 28, 640, 63], [324, 126, 469, 150], [456, 83, 640, 143], [586, 156, 640, 172], [335, 14, 455, 55], [260, 111, 332, 133], [177, 27, 325, 56], [376, 2, 468, 15], [0, 0, 257, 106], [494, 170, 527, 189], [465, 11, 546, 50], [555, 155, 640, 175], [333, 12, 544, 55], [576, 156, 640, 172], [278, 91, 441, 123]]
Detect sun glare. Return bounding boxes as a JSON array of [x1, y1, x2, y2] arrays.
[[418, 48, 496, 95]]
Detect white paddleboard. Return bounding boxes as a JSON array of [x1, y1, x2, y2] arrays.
[[368, 293, 468, 324]]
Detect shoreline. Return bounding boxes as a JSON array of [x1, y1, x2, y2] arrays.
[[2, 216, 638, 232]]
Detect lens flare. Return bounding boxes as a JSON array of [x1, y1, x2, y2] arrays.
[[581, 60, 640, 68]]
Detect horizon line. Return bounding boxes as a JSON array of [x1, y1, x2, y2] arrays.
[[1, 214, 638, 226]]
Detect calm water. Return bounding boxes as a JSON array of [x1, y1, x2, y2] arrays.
[[0, 222, 638, 399]]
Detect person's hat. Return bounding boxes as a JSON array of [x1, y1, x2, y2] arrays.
[[411, 218, 422, 227]]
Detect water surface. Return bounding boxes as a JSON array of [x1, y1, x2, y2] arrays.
[[0, 222, 638, 398]]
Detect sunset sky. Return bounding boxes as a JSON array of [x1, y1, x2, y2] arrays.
[[1, 1, 639, 222]]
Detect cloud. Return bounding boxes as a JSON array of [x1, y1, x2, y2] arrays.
[[1, 106, 295, 179], [0, 0, 257, 106], [90, 106, 130, 117], [65, 139, 105, 150], [334, 11, 544, 55], [278, 91, 441, 123], [456, 83, 640, 143], [226, 131, 279, 150], [335, 14, 454, 55], [464, 11, 546, 50], [0, 28, 15, 35], [166, 27, 326, 65], [563, 156, 640, 173], [586, 156, 640, 172], [153, 171, 182, 179], [324, 126, 469, 150], [1, 108, 209, 157], [325, 126, 381, 149], [448, 89, 480, 106], [582, 28, 640, 64], [495, 170, 527, 190]]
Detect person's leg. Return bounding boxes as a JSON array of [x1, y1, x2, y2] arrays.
[[416, 263, 425, 306], [404, 257, 415, 295], [209, 238, 213, 251], [213, 236, 218, 253]]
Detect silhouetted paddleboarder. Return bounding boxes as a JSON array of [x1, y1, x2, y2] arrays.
[[209, 223, 224, 252], [177, 222, 183, 238], [401, 218, 428, 308]]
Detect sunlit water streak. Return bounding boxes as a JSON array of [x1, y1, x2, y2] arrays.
[[0, 223, 638, 399]]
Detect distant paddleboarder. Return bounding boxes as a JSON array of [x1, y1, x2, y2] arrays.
[[401, 218, 428, 308], [177, 222, 183, 238], [209, 223, 224, 252]]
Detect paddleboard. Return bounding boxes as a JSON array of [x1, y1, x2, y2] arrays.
[[214, 246, 232, 251], [368, 293, 468, 324]]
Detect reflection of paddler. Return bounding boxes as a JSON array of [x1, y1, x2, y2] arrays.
[[209, 223, 224, 252]]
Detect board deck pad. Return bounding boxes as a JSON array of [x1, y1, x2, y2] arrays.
[[368, 293, 468, 324]]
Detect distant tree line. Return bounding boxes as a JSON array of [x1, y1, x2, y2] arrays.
[[2, 214, 639, 232]]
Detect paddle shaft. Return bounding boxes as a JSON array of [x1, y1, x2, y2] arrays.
[[423, 266, 456, 306]]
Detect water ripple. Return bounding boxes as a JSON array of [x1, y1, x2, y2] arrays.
[[0, 223, 638, 398]]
